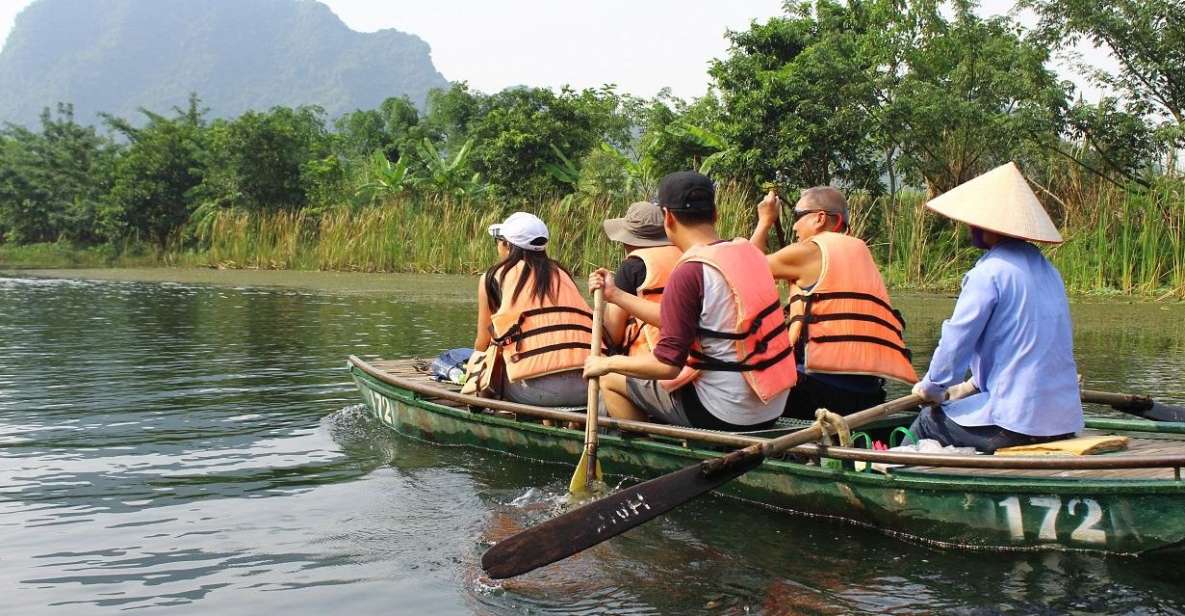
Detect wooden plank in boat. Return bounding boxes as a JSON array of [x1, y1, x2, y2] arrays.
[[897, 436, 1185, 480]]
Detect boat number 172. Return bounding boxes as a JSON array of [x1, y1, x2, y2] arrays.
[[997, 496, 1106, 544]]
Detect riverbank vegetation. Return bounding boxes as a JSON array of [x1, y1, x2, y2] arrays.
[[1, 0, 1181, 297]]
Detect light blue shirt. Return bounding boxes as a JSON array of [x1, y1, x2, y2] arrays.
[[918, 239, 1084, 436]]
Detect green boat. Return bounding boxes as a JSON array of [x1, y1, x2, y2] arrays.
[[349, 355, 1185, 557]]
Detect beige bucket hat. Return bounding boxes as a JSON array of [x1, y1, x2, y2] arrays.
[[925, 162, 1063, 244], [602, 201, 672, 247]]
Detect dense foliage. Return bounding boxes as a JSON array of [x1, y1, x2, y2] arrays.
[[0, 0, 1180, 297]]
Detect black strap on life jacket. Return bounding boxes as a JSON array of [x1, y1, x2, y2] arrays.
[[695, 299, 783, 340], [622, 317, 645, 354], [640, 286, 664, 296], [692, 299, 791, 369], [785, 291, 907, 330], [688, 341, 793, 372], [510, 341, 594, 363], [787, 311, 904, 338], [490, 306, 593, 346], [809, 334, 913, 361]]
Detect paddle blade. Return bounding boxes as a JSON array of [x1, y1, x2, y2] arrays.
[[483, 451, 764, 579], [568, 452, 604, 495], [1145, 402, 1185, 423]]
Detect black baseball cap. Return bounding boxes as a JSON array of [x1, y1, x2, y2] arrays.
[[656, 171, 715, 212]]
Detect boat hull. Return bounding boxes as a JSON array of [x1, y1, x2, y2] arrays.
[[351, 365, 1185, 556]]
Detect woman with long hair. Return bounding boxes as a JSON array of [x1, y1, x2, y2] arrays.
[[470, 212, 591, 406]]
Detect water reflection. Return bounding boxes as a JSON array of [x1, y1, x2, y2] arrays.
[[1, 272, 1183, 614]]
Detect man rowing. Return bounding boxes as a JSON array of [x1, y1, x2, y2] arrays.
[[750, 186, 917, 419], [599, 201, 682, 357], [583, 171, 795, 431], [909, 162, 1084, 453]]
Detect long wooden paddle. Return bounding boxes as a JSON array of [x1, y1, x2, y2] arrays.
[[484, 393, 923, 579], [569, 288, 606, 494], [1082, 389, 1185, 422]]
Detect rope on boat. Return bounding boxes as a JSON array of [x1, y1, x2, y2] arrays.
[[813, 408, 852, 448]]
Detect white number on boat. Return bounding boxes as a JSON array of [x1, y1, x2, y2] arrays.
[[996, 496, 1107, 544], [1029, 496, 1062, 541], [998, 496, 1024, 540], [1068, 498, 1107, 544]]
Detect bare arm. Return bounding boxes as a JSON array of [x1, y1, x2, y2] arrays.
[[588, 268, 661, 327], [473, 274, 492, 351], [766, 241, 821, 286], [748, 190, 780, 253], [584, 352, 681, 381], [603, 302, 629, 348]]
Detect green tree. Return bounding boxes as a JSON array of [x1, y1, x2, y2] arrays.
[[101, 95, 209, 246], [1021, 0, 1183, 149], [0, 104, 117, 244], [863, 0, 1068, 194], [334, 96, 424, 161], [709, 1, 882, 190], [199, 105, 333, 211]]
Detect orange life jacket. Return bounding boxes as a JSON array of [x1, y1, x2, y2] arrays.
[[785, 232, 918, 384], [622, 245, 682, 357], [488, 261, 593, 383], [660, 240, 797, 403]]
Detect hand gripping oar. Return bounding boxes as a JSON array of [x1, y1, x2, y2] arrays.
[[569, 287, 606, 494], [484, 393, 923, 579], [1082, 389, 1185, 423]]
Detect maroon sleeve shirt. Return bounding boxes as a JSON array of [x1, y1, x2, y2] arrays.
[[653, 261, 704, 367]]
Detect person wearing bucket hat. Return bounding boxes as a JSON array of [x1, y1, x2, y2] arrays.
[[464, 212, 593, 406], [749, 186, 918, 419], [583, 171, 795, 431], [598, 202, 682, 358], [908, 162, 1084, 453]]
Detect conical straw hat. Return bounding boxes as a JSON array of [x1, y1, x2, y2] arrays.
[[925, 162, 1063, 244]]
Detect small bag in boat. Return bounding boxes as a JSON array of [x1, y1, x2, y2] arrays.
[[429, 347, 475, 384], [460, 346, 505, 398], [994, 435, 1130, 456]]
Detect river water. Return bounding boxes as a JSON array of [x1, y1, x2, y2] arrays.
[[2, 269, 1184, 615]]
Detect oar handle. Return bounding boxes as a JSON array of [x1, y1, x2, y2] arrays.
[[582, 289, 606, 480], [1081, 389, 1154, 412], [702, 393, 923, 476]]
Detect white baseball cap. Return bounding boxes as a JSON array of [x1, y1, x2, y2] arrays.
[[487, 212, 550, 251]]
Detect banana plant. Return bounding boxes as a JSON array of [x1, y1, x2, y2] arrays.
[[413, 137, 484, 199], [665, 122, 735, 175], [543, 143, 581, 188], [599, 142, 658, 198], [354, 149, 412, 203]]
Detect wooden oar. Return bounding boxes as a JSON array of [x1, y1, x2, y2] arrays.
[[483, 393, 923, 579], [569, 288, 606, 494], [1082, 389, 1185, 423]]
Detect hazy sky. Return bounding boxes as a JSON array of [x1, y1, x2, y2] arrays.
[[0, 0, 1110, 100]]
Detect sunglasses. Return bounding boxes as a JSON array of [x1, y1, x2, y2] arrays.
[[792, 209, 826, 222]]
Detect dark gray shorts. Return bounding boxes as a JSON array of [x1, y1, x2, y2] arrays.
[[625, 377, 693, 427], [624, 377, 781, 432]]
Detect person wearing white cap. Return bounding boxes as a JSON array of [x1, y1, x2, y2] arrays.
[[465, 212, 592, 406], [908, 162, 1084, 453]]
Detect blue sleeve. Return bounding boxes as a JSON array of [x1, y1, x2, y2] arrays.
[[919, 266, 997, 396]]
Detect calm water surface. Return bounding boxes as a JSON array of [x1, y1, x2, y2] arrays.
[[2, 269, 1184, 615]]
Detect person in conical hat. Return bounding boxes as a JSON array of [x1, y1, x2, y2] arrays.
[[909, 162, 1084, 453]]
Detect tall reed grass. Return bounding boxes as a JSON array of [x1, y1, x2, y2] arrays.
[[192, 179, 1185, 299]]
